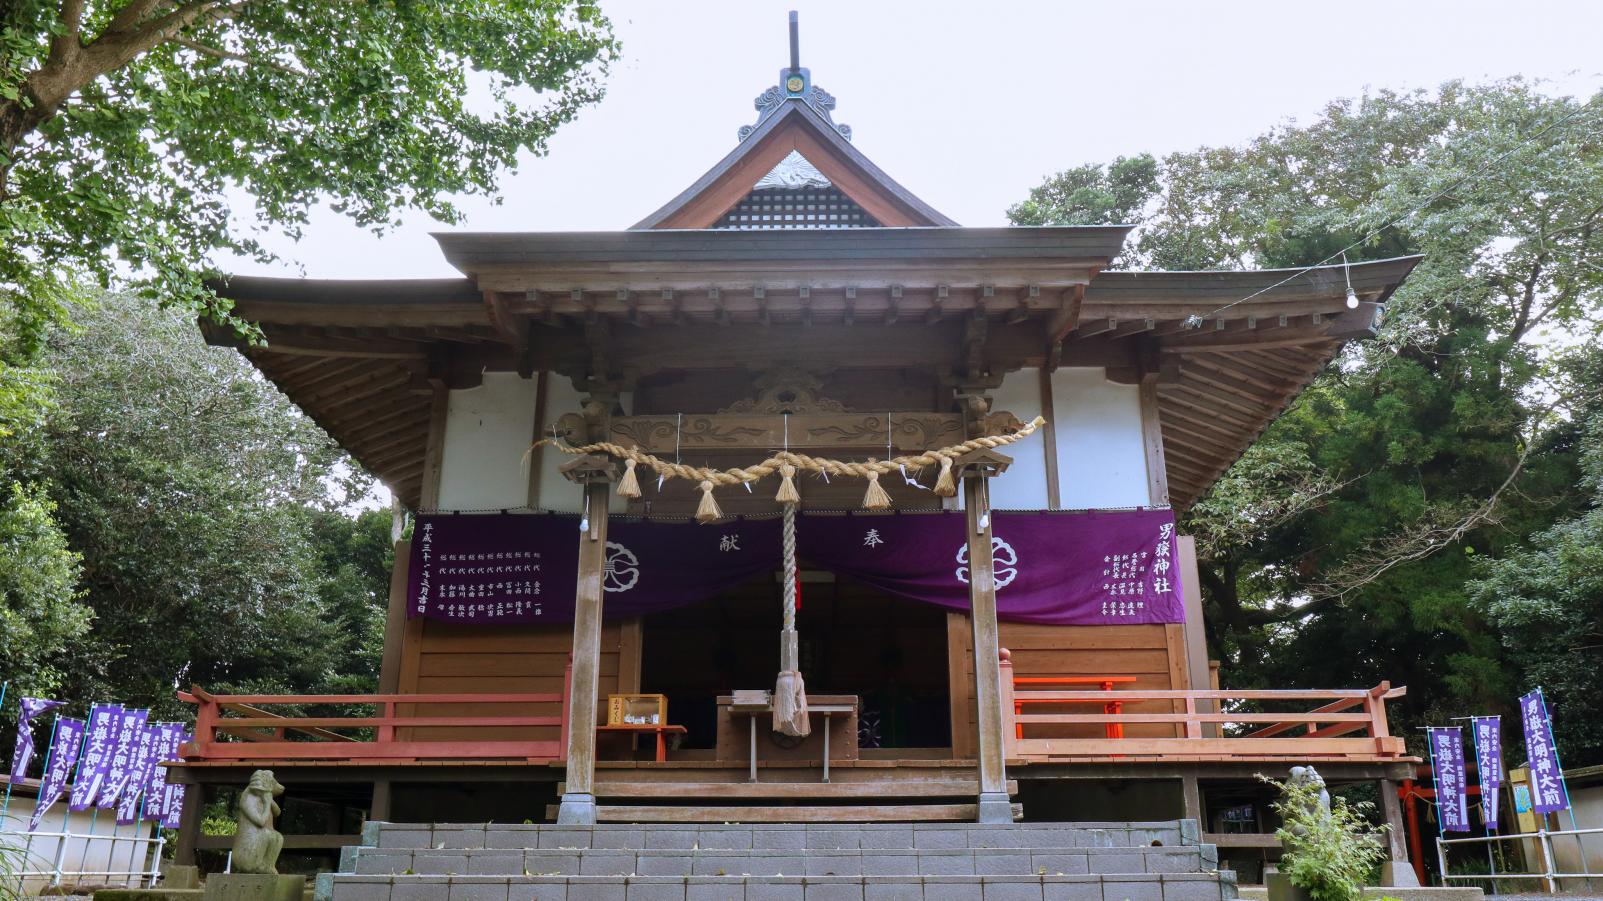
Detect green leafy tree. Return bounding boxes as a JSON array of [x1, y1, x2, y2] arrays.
[[1470, 372, 1603, 765], [1011, 80, 1603, 743], [0, 0, 616, 345], [1007, 153, 1160, 231], [14, 296, 390, 717], [0, 480, 89, 703]]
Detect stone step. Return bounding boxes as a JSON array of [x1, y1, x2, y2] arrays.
[[367, 822, 1201, 853], [573, 781, 1020, 800], [346, 845, 1215, 878], [546, 805, 1020, 824], [323, 871, 1240, 901]]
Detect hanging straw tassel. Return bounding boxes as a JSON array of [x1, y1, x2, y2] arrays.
[[932, 455, 957, 497], [695, 479, 724, 523], [617, 458, 641, 499], [861, 470, 891, 510], [775, 463, 800, 504]]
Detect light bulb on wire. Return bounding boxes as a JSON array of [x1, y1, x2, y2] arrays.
[[1345, 288, 1360, 310]]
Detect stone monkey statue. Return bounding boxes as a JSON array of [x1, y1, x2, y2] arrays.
[[231, 769, 286, 875]]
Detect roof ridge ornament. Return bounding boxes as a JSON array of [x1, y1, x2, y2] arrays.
[[737, 12, 852, 144]]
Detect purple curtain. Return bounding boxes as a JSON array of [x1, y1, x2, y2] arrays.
[[407, 508, 1185, 627]]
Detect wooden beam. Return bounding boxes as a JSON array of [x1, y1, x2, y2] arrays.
[[482, 290, 528, 347], [1038, 368, 1061, 509], [1044, 285, 1086, 345], [417, 379, 450, 511], [527, 368, 550, 510], [1139, 373, 1170, 507]]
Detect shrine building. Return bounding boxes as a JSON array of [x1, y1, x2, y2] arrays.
[[179, 16, 1426, 892]]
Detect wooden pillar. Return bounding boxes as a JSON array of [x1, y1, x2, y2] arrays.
[[378, 540, 410, 694], [173, 782, 205, 866], [1378, 778, 1422, 886], [1180, 774, 1203, 827], [961, 452, 1013, 823], [556, 458, 616, 825], [370, 779, 392, 822]]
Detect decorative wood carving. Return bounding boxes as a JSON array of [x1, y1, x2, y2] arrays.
[[719, 367, 846, 415], [603, 411, 1010, 453]]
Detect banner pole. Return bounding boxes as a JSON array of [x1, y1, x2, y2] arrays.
[[18, 714, 59, 884], [71, 702, 108, 886], [0, 681, 11, 825], [1424, 730, 1445, 886]]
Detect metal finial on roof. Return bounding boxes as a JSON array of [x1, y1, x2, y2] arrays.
[[789, 11, 800, 74], [736, 12, 852, 144]]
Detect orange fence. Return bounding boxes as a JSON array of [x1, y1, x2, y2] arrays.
[[1000, 653, 1406, 761], [178, 677, 570, 763]]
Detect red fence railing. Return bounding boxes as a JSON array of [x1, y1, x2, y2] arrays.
[[1000, 651, 1407, 761], [179, 675, 570, 763]]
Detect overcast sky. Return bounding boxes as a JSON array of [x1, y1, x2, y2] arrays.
[[228, 0, 1603, 281]]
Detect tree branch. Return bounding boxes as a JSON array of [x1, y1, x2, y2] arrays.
[[172, 37, 299, 75]]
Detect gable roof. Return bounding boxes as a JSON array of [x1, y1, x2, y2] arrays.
[[634, 87, 955, 230]]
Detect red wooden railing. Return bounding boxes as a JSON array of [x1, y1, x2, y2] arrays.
[[999, 649, 1406, 761], [179, 668, 571, 763]]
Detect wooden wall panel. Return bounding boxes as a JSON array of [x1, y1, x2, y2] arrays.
[[953, 620, 1191, 741], [397, 618, 620, 742]]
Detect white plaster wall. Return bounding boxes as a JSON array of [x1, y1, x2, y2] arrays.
[[1050, 367, 1150, 509], [436, 372, 538, 512], [529, 379, 632, 514], [988, 367, 1049, 510]]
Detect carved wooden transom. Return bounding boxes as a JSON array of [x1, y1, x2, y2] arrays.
[[720, 367, 847, 415]]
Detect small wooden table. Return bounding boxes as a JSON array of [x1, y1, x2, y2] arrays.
[[596, 723, 687, 762], [724, 696, 858, 784]]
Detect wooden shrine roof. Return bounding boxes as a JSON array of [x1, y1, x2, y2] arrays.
[[208, 249, 1420, 510], [634, 97, 956, 230]]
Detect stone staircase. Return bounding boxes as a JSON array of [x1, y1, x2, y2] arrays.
[[316, 820, 1238, 901]]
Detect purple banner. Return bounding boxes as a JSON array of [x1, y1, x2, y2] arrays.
[[9, 696, 64, 782], [29, 717, 84, 831], [1521, 689, 1569, 814], [1472, 715, 1503, 829], [159, 739, 191, 830], [1430, 726, 1471, 833], [98, 707, 148, 810], [69, 704, 122, 811], [115, 725, 160, 825], [142, 724, 185, 823], [407, 509, 1185, 627]]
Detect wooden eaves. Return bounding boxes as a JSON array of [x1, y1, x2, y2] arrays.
[[207, 252, 1420, 511]]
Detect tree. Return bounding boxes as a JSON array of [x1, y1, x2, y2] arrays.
[[0, 0, 616, 346], [1469, 351, 1603, 766], [0, 481, 89, 705], [11, 295, 390, 717], [1011, 80, 1603, 741], [1006, 154, 1160, 232]]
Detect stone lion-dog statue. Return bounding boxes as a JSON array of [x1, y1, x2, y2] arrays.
[[232, 769, 286, 874]]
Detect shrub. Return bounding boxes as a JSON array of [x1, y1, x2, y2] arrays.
[[1265, 774, 1390, 901]]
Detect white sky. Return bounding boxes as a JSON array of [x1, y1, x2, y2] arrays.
[[228, 0, 1603, 281]]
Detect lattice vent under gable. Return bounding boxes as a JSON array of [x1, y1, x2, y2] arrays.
[[713, 150, 881, 230]]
